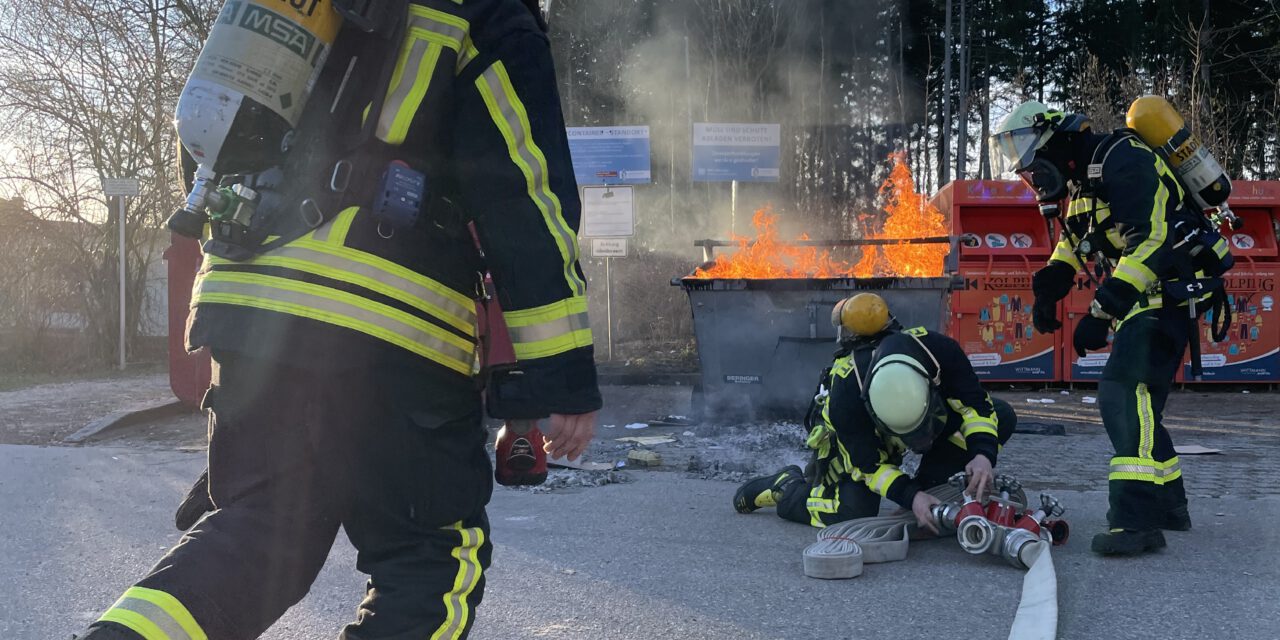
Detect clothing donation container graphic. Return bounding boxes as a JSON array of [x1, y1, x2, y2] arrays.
[[1178, 181, 1280, 383], [933, 180, 1059, 382], [1063, 267, 1113, 381]]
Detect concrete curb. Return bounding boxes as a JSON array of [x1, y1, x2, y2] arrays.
[[64, 399, 195, 444]]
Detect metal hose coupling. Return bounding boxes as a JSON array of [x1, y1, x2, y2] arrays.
[[957, 514, 999, 555], [1000, 527, 1044, 570]]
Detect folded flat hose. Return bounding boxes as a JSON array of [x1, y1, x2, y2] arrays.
[[802, 484, 962, 579]]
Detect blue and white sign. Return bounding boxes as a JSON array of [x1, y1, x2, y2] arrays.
[[692, 123, 781, 183], [566, 126, 652, 185]]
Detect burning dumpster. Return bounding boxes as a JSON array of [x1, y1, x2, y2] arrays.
[[675, 154, 957, 420]]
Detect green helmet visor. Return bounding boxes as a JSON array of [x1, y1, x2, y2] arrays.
[[989, 126, 1049, 176]]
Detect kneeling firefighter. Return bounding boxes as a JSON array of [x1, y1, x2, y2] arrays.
[[82, 1, 601, 639], [734, 293, 1016, 533], [989, 98, 1235, 556]]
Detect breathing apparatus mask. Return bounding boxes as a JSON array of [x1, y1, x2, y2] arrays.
[[1017, 157, 1067, 205]]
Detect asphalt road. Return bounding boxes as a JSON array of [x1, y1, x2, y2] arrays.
[[3, 444, 1279, 640]]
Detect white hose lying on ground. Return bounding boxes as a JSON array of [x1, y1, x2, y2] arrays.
[[1007, 540, 1057, 640]]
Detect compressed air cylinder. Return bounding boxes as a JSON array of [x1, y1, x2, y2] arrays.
[[175, 0, 343, 176], [1126, 95, 1232, 210]]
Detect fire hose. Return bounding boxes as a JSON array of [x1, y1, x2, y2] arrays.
[[802, 474, 1068, 640]]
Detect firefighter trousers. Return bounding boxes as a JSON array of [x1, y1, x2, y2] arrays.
[[85, 351, 493, 640], [777, 398, 1017, 526], [1098, 306, 1189, 531]]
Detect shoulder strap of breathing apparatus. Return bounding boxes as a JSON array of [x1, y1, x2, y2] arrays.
[[227, 0, 420, 258], [803, 344, 848, 432], [901, 327, 942, 386], [1081, 129, 1140, 196], [1055, 130, 1138, 285]]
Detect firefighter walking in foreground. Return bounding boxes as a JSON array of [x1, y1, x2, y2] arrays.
[[734, 293, 1016, 532], [990, 100, 1231, 555], [80, 1, 600, 638]]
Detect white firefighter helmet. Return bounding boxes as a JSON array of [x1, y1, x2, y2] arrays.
[[989, 101, 1091, 176], [865, 353, 942, 450]]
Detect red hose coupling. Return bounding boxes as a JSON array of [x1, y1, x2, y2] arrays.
[[986, 500, 1018, 527], [958, 500, 985, 521], [1043, 519, 1070, 545], [1013, 513, 1043, 536]]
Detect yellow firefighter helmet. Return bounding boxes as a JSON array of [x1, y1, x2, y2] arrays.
[[832, 293, 891, 337]]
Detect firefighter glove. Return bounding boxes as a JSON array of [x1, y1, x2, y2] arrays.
[[1031, 262, 1075, 333], [1073, 314, 1111, 357], [1094, 278, 1141, 319], [1032, 298, 1061, 334]]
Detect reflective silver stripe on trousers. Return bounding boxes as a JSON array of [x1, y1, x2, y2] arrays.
[[378, 38, 433, 141], [198, 278, 474, 367], [477, 65, 584, 297], [506, 309, 589, 345], [1110, 463, 1161, 475], [433, 527, 483, 639], [267, 245, 475, 330], [111, 597, 194, 640]]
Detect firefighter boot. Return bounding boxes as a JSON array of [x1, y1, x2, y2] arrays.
[[734, 466, 804, 513], [1090, 528, 1167, 556], [495, 421, 548, 486]]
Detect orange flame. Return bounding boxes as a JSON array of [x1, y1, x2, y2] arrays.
[[691, 208, 854, 279], [692, 153, 948, 279]]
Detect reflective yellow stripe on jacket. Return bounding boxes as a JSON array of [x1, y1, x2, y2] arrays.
[[1112, 141, 1184, 292], [848, 450, 906, 499], [98, 587, 207, 640], [946, 396, 999, 440], [503, 296, 592, 360], [377, 4, 471, 144], [475, 61, 587, 300], [192, 209, 478, 375]]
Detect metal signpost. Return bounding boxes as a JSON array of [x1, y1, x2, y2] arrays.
[[102, 177, 140, 371], [691, 123, 781, 234], [566, 126, 652, 186], [581, 186, 635, 361]]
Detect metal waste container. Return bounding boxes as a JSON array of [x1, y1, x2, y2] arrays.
[[674, 275, 955, 421]]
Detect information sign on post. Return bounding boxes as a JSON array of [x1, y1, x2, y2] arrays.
[[567, 126, 652, 185], [581, 185, 635, 238], [692, 123, 781, 183], [590, 238, 628, 258], [103, 177, 140, 372], [102, 178, 141, 197], [579, 183, 635, 362]]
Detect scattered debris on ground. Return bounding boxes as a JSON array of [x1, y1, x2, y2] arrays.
[[502, 469, 634, 494]]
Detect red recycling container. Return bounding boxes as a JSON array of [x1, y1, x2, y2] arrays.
[[1179, 182, 1280, 382], [934, 180, 1060, 382]]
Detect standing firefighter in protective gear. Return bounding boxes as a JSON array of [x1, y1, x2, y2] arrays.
[[734, 293, 1017, 533], [80, 1, 601, 639], [990, 100, 1224, 556]]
